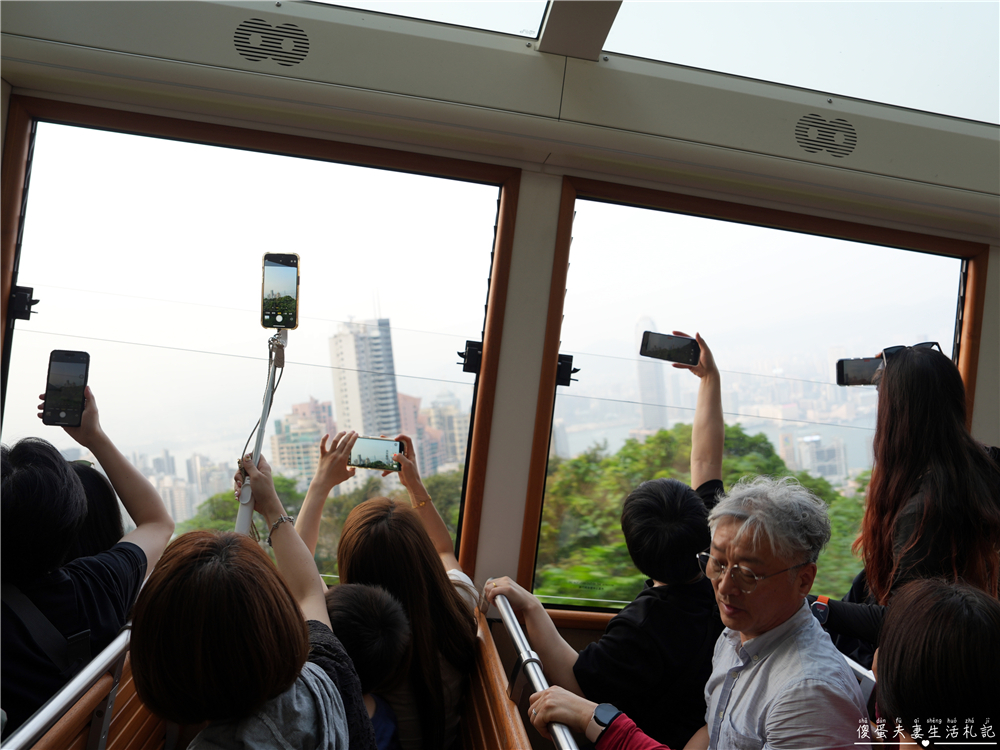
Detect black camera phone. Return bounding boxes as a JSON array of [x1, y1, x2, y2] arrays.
[[639, 331, 700, 366], [261, 253, 300, 329], [42, 350, 90, 426], [836, 357, 881, 386]]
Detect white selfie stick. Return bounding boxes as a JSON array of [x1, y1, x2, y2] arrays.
[[235, 329, 288, 536]]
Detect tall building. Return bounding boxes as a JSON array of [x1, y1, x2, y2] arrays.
[[186, 453, 209, 497], [635, 317, 668, 432], [424, 391, 470, 468], [399, 392, 446, 477], [797, 435, 848, 484], [291, 396, 336, 436], [153, 474, 193, 523], [778, 432, 797, 470], [329, 319, 401, 437], [270, 406, 325, 480], [152, 449, 175, 476]]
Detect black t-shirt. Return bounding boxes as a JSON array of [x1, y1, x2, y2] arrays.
[[572, 480, 725, 749], [1, 541, 146, 738], [306, 620, 377, 750]]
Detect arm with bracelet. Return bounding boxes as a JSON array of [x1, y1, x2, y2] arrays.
[[391, 434, 462, 572], [236, 454, 330, 625]]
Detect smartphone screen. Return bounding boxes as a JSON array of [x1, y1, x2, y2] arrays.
[[836, 357, 882, 386], [42, 350, 90, 426], [348, 437, 403, 472], [639, 331, 701, 366], [261, 253, 300, 329]]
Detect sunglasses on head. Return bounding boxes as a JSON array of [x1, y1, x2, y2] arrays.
[[873, 342, 943, 385], [881, 341, 942, 360]]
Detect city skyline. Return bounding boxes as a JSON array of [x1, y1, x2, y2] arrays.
[[2, 125, 961, 495]]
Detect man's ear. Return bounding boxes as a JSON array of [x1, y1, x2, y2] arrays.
[[797, 562, 817, 596]]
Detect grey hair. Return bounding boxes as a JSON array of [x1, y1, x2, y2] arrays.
[[708, 476, 831, 564]]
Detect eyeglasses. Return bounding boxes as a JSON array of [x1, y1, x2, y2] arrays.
[[71, 459, 94, 467], [873, 341, 943, 385], [697, 551, 809, 594]]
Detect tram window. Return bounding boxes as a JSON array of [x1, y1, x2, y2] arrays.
[[3, 123, 499, 577], [535, 198, 962, 610]]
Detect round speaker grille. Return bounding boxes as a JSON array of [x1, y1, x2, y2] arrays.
[[234, 18, 309, 67], [795, 114, 857, 158]]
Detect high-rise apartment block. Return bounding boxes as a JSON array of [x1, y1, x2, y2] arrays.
[[329, 319, 401, 437], [635, 317, 668, 432], [271, 400, 333, 480], [291, 396, 336, 436], [399, 392, 446, 477], [424, 391, 470, 469], [797, 435, 848, 484]]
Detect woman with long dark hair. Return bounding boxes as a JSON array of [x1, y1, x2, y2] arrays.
[[821, 344, 1000, 659], [131, 454, 375, 750], [296, 433, 477, 750]]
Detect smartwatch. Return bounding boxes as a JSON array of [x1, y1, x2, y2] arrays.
[[586, 703, 622, 744], [810, 594, 830, 625]]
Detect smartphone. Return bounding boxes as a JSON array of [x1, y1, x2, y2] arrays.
[[261, 253, 300, 329], [348, 437, 404, 472], [639, 331, 700, 366], [836, 357, 882, 386], [42, 350, 90, 426]]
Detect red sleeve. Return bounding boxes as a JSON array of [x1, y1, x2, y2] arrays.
[[597, 714, 672, 750]]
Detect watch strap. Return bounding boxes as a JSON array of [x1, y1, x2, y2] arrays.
[[586, 704, 622, 744]]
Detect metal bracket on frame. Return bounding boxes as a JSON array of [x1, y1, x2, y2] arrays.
[[507, 649, 543, 704]]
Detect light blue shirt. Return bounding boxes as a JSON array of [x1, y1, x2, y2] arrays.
[[705, 599, 868, 750]]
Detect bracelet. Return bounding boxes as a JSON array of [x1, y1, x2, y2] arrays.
[[266, 515, 294, 546], [414, 496, 431, 508]]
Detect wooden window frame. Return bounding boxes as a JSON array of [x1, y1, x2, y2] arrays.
[[522, 175, 991, 630], [0, 95, 520, 576]]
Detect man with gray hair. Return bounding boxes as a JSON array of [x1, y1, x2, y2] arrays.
[[685, 476, 868, 750]]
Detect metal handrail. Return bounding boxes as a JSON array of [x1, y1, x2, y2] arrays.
[[2, 629, 131, 750], [493, 594, 580, 750]]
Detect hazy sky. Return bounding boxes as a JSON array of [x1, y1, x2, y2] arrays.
[[1, 2, 994, 467]]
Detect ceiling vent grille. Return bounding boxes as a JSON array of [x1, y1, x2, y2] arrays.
[[795, 114, 857, 158], [234, 18, 309, 67]]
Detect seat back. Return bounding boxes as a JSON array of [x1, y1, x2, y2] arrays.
[[460, 609, 531, 750], [29, 653, 168, 750]]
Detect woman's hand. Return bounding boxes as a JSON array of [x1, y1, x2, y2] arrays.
[[672, 331, 718, 380], [235, 454, 283, 526], [484, 576, 543, 616], [37, 385, 107, 449], [391, 434, 428, 501], [527, 686, 596, 740], [312, 431, 357, 494]]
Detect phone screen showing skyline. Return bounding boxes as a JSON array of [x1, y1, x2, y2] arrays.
[[262, 255, 298, 329], [349, 437, 402, 472]]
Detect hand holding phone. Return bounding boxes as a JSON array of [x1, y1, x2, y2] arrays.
[[640, 331, 701, 367], [311, 431, 358, 492], [38, 385, 104, 448]]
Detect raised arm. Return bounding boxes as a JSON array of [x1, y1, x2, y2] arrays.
[[39, 387, 174, 571], [485, 576, 584, 694], [239, 453, 331, 626], [295, 431, 357, 555], [393, 434, 461, 571], [673, 332, 723, 489]]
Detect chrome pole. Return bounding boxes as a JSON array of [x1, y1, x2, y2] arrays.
[[494, 594, 580, 750]]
